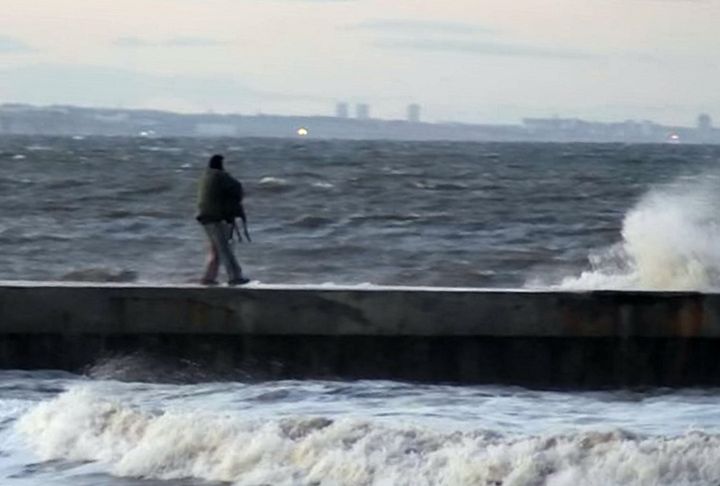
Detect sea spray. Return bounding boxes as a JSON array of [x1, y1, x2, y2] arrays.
[[555, 174, 720, 290], [16, 386, 720, 485]]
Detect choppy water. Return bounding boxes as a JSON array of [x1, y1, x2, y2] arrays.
[[3, 136, 720, 288], [4, 136, 720, 485]]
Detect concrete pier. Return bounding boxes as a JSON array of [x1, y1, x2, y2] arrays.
[[1, 281, 719, 387]]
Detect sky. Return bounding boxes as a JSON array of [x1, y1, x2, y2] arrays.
[[0, 0, 718, 124]]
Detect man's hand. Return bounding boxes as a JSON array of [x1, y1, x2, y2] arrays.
[[241, 217, 252, 242]]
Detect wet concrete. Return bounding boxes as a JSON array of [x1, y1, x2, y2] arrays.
[[1, 282, 719, 387]]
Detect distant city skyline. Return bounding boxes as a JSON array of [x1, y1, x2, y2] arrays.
[[1, 1, 719, 125], [2, 100, 715, 132]]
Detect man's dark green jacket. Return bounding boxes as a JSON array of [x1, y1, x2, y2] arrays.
[[196, 168, 245, 223]]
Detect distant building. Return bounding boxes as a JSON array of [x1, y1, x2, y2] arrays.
[[93, 112, 129, 122], [356, 103, 370, 120], [335, 102, 349, 118], [194, 123, 236, 137], [407, 104, 421, 123], [698, 113, 712, 131], [523, 117, 582, 133]]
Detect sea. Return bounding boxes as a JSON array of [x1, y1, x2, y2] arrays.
[[3, 136, 720, 485]]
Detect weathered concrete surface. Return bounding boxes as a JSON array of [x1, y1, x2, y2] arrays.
[[1, 282, 720, 387]]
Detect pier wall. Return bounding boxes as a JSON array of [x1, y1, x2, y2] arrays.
[[1, 283, 719, 387]]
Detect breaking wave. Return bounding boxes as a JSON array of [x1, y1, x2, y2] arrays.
[[16, 387, 720, 485], [556, 174, 720, 291]]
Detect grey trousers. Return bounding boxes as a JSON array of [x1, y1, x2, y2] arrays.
[[202, 221, 243, 281]]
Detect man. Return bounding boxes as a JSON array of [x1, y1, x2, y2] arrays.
[[196, 154, 250, 285]]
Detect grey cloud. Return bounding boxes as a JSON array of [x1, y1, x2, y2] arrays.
[[347, 19, 494, 35], [113, 37, 148, 47], [374, 38, 601, 60], [113, 37, 229, 48], [629, 53, 664, 64], [351, 19, 599, 61], [0, 36, 33, 53], [0, 64, 331, 107]]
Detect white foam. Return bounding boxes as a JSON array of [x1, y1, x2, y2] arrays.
[[312, 181, 334, 189], [555, 174, 720, 291], [259, 176, 289, 186], [16, 387, 720, 485]]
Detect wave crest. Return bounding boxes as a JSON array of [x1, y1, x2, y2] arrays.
[[17, 387, 720, 485], [555, 175, 720, 290]]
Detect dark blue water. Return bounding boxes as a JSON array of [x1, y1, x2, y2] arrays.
[[2, 136, 719, 288]]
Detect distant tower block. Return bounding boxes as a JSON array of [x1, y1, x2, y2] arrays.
[[407, 103, 421, 123], [356, 103, 370, 120], [335, 102, 349, 118], [698, 113, 712, 131]]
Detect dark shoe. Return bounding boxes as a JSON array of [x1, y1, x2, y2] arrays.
[[228, 277, 250, 286], [200, 278, 219, 286]]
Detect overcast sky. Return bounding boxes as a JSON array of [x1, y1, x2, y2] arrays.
[[0, 0, 718, 124]]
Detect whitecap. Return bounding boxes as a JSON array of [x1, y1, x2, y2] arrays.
[[546, 173, 720, 291], [312, 181, 334, 189], [259, 176, 289, 186], [16, 388, 720, 486]]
